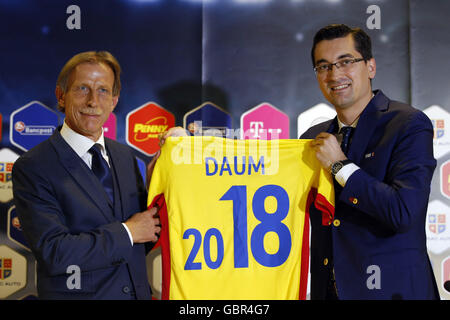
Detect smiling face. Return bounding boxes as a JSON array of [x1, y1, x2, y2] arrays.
[[313, 34, 376, 116], [56, 62, 119, 141]]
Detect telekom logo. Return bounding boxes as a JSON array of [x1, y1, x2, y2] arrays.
[[241, 103, 289, 140], [249, 122, 282, 139]]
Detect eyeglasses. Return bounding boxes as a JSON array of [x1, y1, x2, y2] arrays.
[[314, 58, 364, 75]]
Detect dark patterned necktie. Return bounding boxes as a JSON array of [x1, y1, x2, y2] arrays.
[[339, 126, 354, 155], [89, 143, 114, 203]]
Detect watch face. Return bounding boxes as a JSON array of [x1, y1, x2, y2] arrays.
[[331, 161, 343, 175]]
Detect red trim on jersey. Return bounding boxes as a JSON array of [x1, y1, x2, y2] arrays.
[[314, 190, 335, 226], [300, 192, 312, 300], [148, 194, 171, 300], [303, 188, 335, 299]]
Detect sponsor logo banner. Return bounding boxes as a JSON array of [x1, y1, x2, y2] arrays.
[[7, 206, 30, 250], [0, 245, 27, 299], [297, 103, 336, 138], [126, 102, 175, 156], [103, 112, 117, 140], [10, 101, 59, 151], [441, 160, 450, 199], [241, 103, 289, 140], [426, 200, 450, 254], [0, 148, 19, 203], [442, 257, 450, 294], [184, 102, 232, 138]]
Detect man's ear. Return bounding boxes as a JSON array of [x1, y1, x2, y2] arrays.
[[55, 86, 65, 110], [111, 95, 119, 111], [367, 58, 376, 79]]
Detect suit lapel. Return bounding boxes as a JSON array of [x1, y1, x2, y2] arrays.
[[325, 117, 339, 134], [346, 90, 389, 165], [49, 130, 115, 222], [106, 139, 129, 221]]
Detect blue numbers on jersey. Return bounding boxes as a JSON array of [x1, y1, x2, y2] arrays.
[[251, 185, 291, 267], [183, 184, 292, 271]]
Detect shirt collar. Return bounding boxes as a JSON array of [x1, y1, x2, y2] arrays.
[[60, 121, 106, 158], [337, 117, 359, 131], [336, 92, 375, 130]]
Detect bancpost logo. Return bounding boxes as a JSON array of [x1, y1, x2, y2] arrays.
[[10, 101, 59, 151], [126, 102, 175, 156]]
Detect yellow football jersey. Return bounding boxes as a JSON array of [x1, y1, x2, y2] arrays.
[[148, 136, 334, 300]]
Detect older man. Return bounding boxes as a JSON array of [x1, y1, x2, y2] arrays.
[[13, 51, 160, 299]]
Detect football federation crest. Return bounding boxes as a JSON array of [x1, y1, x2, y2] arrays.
[[432, 119, 445, 139], [0, 245, 27, 298], [426, 200, 450, 255], [0, 148, 19, 203], [423, 105, 450, 159], [0, 258, 12, 279], [428, 213, 446, 234]]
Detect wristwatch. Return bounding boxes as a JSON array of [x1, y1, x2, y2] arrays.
[[330, 159, 353, 176]]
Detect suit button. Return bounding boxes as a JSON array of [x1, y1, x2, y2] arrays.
[[333, 219, 340, 227], [323, 258, 329, 266], [350, 197, 358, 204], [122, 286, 130, 294]]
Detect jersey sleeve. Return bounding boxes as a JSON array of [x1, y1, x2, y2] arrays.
[[147, 148, 168, 208]]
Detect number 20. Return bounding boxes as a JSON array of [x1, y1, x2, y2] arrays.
[[183, 184, 292, 270]]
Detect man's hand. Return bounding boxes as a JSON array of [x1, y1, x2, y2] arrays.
[[310, 132, 347, 171], [124, 207, 161, 243], [158, 126, 188, 147]]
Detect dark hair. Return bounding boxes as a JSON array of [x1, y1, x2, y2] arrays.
[[311, 24, 373, 66]]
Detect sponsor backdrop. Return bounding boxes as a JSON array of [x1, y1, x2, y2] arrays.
[[0, 0, 449, 299]]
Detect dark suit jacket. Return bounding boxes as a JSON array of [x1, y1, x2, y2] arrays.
[[301, 90, 439, 299], [12, 129, 151, 299]]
